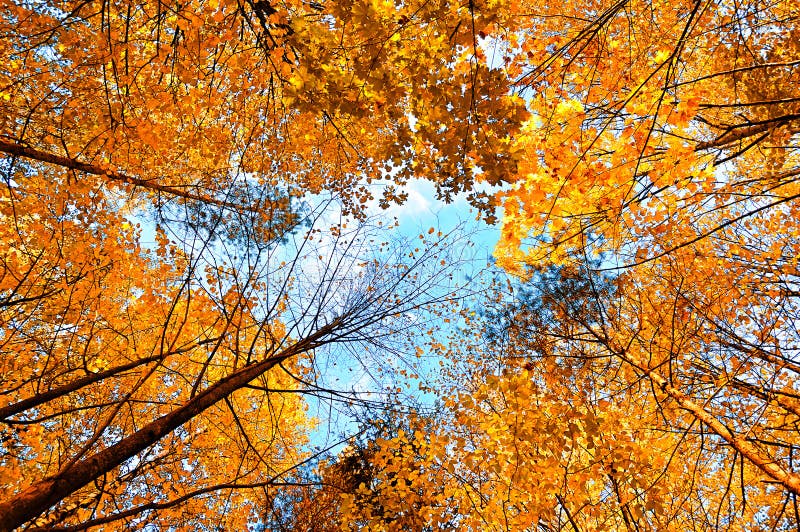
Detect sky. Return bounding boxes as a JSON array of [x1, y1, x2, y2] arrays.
[[124, 173, 505, 460], [300, 178, 505, 454]]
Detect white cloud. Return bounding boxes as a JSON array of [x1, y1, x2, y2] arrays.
[[372, 178, 434, 221]]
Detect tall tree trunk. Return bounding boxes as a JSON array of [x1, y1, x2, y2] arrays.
[[0, 333, 320, 531]]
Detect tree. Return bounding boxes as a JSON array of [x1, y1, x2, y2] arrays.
[[329, 265, 800, 530], [261, 424, 391, 532], [262, 413, 462, 532], [0, 0, 529, 219], [493, 0, 800, 270], [1, 0, 518, 528], [330, 0, 800, 522], [0, 176, 470, 531], [5, 0, 800, 528], [484, 0, 800, 513], [254, 0, 800, 526]]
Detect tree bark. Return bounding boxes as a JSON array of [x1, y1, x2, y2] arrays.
[[625, 351, 800, 495], [0, 355, 162, 421], [0, 139, 252, 211], [0, 332, 321, 531]]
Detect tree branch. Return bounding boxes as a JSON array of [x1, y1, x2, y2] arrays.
[[0, 139, 254, 212]]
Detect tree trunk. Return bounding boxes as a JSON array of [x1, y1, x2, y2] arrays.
[[0, 335, 316, 531]]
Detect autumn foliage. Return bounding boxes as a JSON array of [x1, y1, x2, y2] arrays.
[[2, 0, 800, 529]]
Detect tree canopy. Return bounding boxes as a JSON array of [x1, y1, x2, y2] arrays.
[[2, 0, 799, 529]]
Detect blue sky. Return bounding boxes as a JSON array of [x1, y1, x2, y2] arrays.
[[300, 178, 505, 453]]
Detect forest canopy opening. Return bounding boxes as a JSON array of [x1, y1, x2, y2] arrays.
[[2, 0, 799, 529]]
